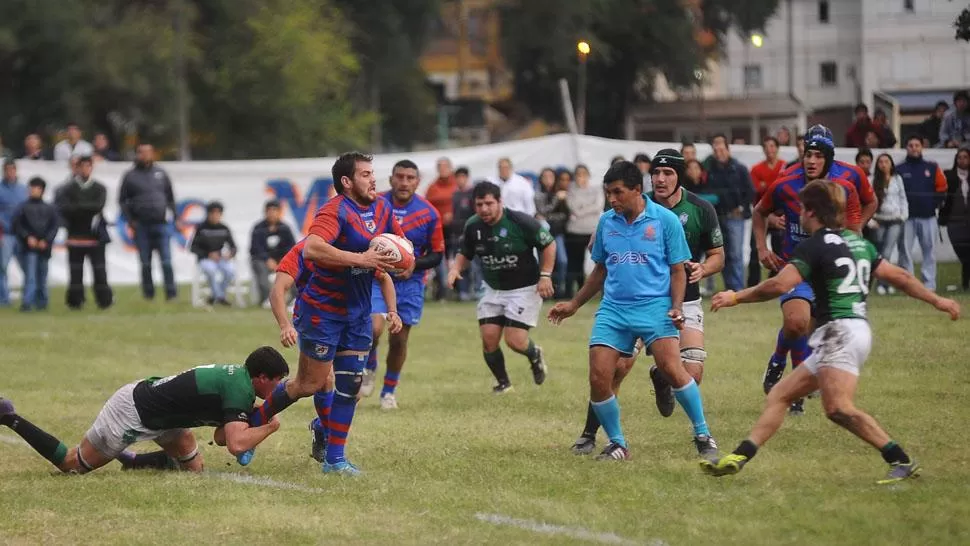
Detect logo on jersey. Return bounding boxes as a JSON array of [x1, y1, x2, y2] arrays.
[[679, 212, 689, 225], [499, 228, 508, 238], [395, 215, 405, 225], [607, 251, 651, 265], [643, 224, 657, 241], [364, 220, 377, 233], [608, 230, 621, 237], [482, 255, 519, 269]]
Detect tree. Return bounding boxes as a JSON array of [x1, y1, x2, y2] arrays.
[[955, 5, 970, 42]]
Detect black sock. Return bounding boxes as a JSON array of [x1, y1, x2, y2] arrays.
[[733, 439, 759, 460], [513, 339, 540, 364], [880, 441, 911, 465], [1, 413, 68, 466], [484, 349, 510, 385], [582, 401, 600, 438], [119, 450, 175, 470]]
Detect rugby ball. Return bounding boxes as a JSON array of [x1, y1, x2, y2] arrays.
[[369, 233, 415, 272]]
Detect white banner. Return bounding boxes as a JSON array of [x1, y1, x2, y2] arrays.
[[7, 134, 960, 287]]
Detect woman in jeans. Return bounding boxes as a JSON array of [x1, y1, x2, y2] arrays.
[[535, 167, 571, 298], [871, 153, 908, 294]]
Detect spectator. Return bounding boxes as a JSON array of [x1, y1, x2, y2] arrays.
[[55, 156, 112, 309], [119, 143, 177, 301], [845, 103, 871, 147], [920, 100, 949, 148], [0, 159, 28, 307], [863, 130, 881, 149], [732, 137, 747, 145], [706, 134, 754, 291], [855, 148, 874, 177], [776, 126, 792, 147], [564, 164, 603, 298], [940, 147, 970, 291], [634, 153, 652, 192], [92, 133, 121, 162], [488, 157, 535, 215], [0, 136, 13, 161], [896, 135, 948, 290], [785, 133, 806, 168], [450, 167, 477, 300], [610, 155, 625, 165], [748, 136, 786, 287], [940, 90, 970, 148], [535, 167, 570, 298], [871, 109, 897, 148], [681, 142, 697, 163], [249, 200, 296, 307], [190, 201, 237, 306], [870, 153, 908, 295], [10, 178, 57, 311], [683, 158, 718, 297], [53, 122, 94, 163], [426, 157, 458, 300], [22, 134, 46, 160]]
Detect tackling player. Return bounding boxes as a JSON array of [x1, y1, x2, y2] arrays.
[[549, 161, 717, 461], [446, 181, 555, 393], [705, 180, 959, 484], [245, 152, 406, 476], [0, 347, 288, 474], [753, 125, 877, 415], [570, 150, 724, 455], [361, 160, 445, 410]]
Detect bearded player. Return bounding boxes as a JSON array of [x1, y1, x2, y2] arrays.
[[361, 160, 445, 410], [753, 125, 877, 415], [705, 180, 959, 484]]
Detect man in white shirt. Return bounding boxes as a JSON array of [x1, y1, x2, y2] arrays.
[[53, 123, 94, 163], [488, 157, 536, 216]]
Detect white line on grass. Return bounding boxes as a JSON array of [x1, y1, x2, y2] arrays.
[[0, 434, 20, 445], [208, 471, 325, 494], [474, 513, 663, 546]]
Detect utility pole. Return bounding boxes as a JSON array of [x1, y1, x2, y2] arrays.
[[174, 0, 191, 160]]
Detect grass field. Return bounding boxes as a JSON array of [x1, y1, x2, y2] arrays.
[[1, 272, 969, 545]]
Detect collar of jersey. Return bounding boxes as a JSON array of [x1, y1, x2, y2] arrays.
[[606, 194, 656, 225]]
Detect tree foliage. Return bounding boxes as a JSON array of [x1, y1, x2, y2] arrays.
[[955, 5, 970, 42]]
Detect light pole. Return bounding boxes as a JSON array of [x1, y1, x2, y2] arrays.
[[576, 40, 590, 135]]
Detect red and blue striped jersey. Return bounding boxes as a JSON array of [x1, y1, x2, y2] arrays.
[[299, 195, 403, 323], [380, 192, 445, 287], [277, 239, 311, 291]]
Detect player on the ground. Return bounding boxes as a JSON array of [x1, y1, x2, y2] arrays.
[[704, 180, 959, 484], [0, 347, 288, 474], [549, 160, 718, 461], [753, 125, 877, 415], [244, 152, 406, 476], [360, 160, 445, 409], [446, 181, 555, 393], [570, 150, 724, 455]]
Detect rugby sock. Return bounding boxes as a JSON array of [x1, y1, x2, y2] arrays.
[[733, 439, 759, 460], [512, 339, 541, 365], [0, 414, 68, 466], [250, 380, 296, 426], [590, 396, 626, 448], [880, 441, 911, 465], [366, 346, 379, 373], [672, 379, 711, 436], [789, 335, 812, 368], [381, 370, 401, 397], [312, 389, 334, 443], [582, 401, 601, 438], [326, 397, 357, 464], [771, 329, 790, 363], [483, 349, 510, 385], [118, 450, 174, 470]]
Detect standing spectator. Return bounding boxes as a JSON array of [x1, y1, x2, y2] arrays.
[[53, 123, 94, 163], [450, 167, 477, 300], [10, 178, 57, 311], [535, 168, 570, 298], [0, 160, 28, 307], [920, 101, 949, 148], [190, 202, 237, 306], [776, 126, 792, 147], [22, 134, 46, 160], [940, 90, 970, 148], [681, 143, 697, 163], [940, 147, 970, 291], [871, 108, 898, 148], [426, 157, 458, 300], [896, 135, 948, 290], [748, 136, 786, 286], [564, 164, 602, 298], [684, 158, 718, 297], [249, 200, 296, 306], [706, 135, 754, 291], [845, 103, 872, 147], [119, 143, 177, 301], [634, 153, 652, 192], [785, 133, 806, 168], [55, 156, 112, 309], [855, 148, 874, 176], [92, 133, 121, 162], [488, 157, 535, 215], [871, 153, 908, 294]]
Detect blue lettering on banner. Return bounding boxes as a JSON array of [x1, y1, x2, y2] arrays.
[[266, 178, 335, 235], [607, 252, 651, 265]]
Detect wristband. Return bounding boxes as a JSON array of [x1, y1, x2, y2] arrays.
[[539, 272, 552, 278], [387, 310, 399, 316], [731, 292, 739, 305]]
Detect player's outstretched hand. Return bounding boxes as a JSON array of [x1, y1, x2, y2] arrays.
[[267, 416, 281, 433], [934, 297, 961, 321], [710, 290, 737, 312], [758, 248, 785, 272], [686, 261, 705, 284], [668, 308, 686, 330], [537, 277, 554, 299], [387, 311, 404, 334], [547, 301, 577, 325], [280, 325, 298, 348], [446, 267, 462, 289], [359, 247, 396, 271]]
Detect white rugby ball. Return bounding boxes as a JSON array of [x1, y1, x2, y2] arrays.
[[369, 233, 415, 271]]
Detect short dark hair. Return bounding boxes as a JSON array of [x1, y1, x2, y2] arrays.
[[206, 201, 224, 213], [680, 142, 696, 152], [76, 155, 93, 165], [905, 134, 923, 145], [763, 136, 779, 147], [28, 176, 46, 190], [66, 122, 79, 129], [953, 90, 969, 104], [2, 158, 14, 170], [854, 103, 868, 114], [602, 160, 642, 191], [710, 134, 728, 147], [265, 199, 281, 210], [610, 155, 625, 165], [392, 159, 418, 173], [935, 100, 949, 111], [799, 179, 845, 230], [855, 147, 873, 162], [331, 152, 373, 195], [472, 181, 502, 201], [245, 346, 290, 380], [633, 153, 651, 164], [796, 134, 806, 143], [454, 166, 469, 177]]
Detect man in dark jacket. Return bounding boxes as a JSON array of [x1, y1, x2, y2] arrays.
[[190, 201, 237, 306], [705, 135, 754, 291], [56, 156, 112, 309], [845, 103, 872, 147], [119, 143, 177, 301], [450, 167, 478, 300], [920, 101, 949, 148], [896, 135, 948, 290], [11, 178, 58, 311], [249, 200, 296, 306]]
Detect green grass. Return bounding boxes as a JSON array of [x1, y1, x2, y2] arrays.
[[1, 270, 969, 545]]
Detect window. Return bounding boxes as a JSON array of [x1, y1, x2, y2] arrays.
[[743, 64, 763, 90], [820, 62, 838, 86], [903, 0, 914, 12], [819, 0, 830, 23]]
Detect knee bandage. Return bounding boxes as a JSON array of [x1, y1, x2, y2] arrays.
[[681, 347, 708, 366], [333, 353, 365, 401], [177, 448, 199, 463]]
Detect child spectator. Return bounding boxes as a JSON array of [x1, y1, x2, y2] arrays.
[[11, 178, 58, 311]]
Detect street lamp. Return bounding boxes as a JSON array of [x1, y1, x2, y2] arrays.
[[750, 33, 764, 48], [577, 40, 590, 134]]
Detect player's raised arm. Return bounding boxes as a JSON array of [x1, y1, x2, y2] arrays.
[[873, 260, 960, 320], [712, 264, 804, 311]]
